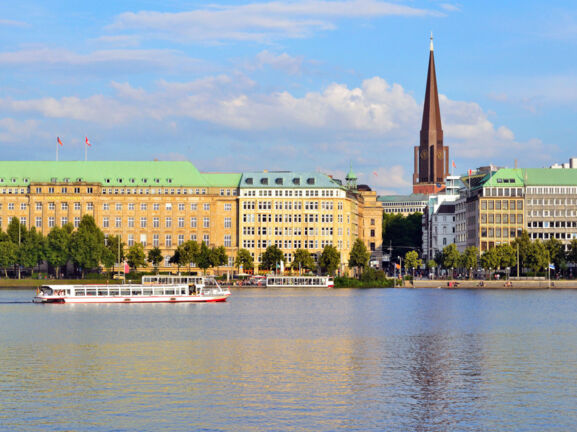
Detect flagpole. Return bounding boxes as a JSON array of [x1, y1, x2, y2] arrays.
[[85, 141, 87, 161], [56, 140, 58, 161]]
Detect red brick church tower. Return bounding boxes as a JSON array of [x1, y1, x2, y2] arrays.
[[413, 35, 449, 194]]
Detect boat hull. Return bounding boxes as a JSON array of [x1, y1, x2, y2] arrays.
[[33, 294, 229, 304]]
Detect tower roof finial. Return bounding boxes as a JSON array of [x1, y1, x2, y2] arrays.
[[430, 32, 434, 51]]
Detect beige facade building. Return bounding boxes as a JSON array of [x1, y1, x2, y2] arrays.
[[0, 161, 381, 274]]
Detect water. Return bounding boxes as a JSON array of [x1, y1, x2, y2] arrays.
[[1, 288, 577, 431]]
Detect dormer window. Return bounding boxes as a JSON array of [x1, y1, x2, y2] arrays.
[[293, 178, 300, 185], [76, 178, 83, 182], [142, 178, 148, 183], [105, 178, 111, 184], [154, 178, 160, 183], [275, 178, 283, 185], [260, 178, 268, 185], [129, 178, 135, 183], [245, 178, 253, 185], [307, 177, 315, 185]]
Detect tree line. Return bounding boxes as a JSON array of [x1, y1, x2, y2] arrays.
[[0, 215, 376, 279], [420, 231, 577, 277], [0, 215, 229, 279]]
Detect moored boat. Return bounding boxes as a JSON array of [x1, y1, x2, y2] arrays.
[[33, 277, 230, 304], [266, 275, 334, 288]]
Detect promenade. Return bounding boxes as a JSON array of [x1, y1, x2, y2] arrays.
[[410, 279, 577, 289]]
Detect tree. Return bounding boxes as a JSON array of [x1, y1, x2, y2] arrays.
[[210, 246, 228, 269], [404, 250, 422, 273], [349, 239, 370, 273], [526, 240, 548, 274], [102, 235, 125, 275], [126, 243, 147, 271], [496, 244, 517, 270], [319, 244, 340, 276], [196, 242, 213, 274], [0, 241, 17, 277], [544, 238, 565, 272], [181, 240, 200, 273], [461, 246, 479, 278], [69, 215, 105, 278], [292, 249, 316, 273], [7, 217, 27, 279], [45, 225, 72, 278], [382, 212, 422, 258], [261, 245, 284, 271], [442, 244, 461, 271], [427, 259, 437, 269], [512, 230, 532, 274], [169, 248, 184, 273], [568, 239, 577, 268], [147, 247, 163, 274], [18, 227, 46, 276], [235, 248, 254, 272], [481, 248, 500, 275]]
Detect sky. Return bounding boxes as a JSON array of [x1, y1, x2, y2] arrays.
[[0, 0, 576, 195]]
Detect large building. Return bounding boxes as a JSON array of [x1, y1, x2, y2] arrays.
[[0, 161, 381, 274]]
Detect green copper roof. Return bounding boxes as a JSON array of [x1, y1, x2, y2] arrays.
[[481, 168, 577, 188], [0, 161, 208, 187], [202, 173, 242, 187], [240, 171, 343, 189]]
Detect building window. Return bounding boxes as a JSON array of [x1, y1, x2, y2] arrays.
[[61, 203, 68, 210], [191, 203, 198, 211], [140, 217, 147, 228], [224, 234, 232, 247], [165, 235, 172, 247], [115, 217, 121, 228], [178, 217, 184, 228], [165, 217, 172, 228], [141, 203, 147, 211], [191, 217, 197, 228], [224, 203, 232, 211], [74, 217, 80, 228], [35, 217, 42, 228], [203, 217, 210, 228], [60, 217, 67, 227], [48, 202, 55, 210], [203, 234, 209, 244], [116, 203, 122, 211], [103, 203, 109, 211], [153, 217, 159, 228], [87, 202, 94, 211], [178, 234, 185, 246], [103, 217, 109, 228], [166, 203, 172, 210], [74, 202, 81, 211], [153, 203, 160, 211], [224, 217, 232, 228], [153, 234, 159, 247], [128, 217, 134, 228], [35, 202, 42, 211], [178, 203, 185, 211], [203, 203, 210, 211], [128, 234, 134, 247]]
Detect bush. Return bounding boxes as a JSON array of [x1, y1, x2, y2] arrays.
[[360, 268, 387, 283], [334, 276, 393, 288]]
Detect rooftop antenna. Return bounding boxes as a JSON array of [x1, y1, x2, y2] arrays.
[[430, 32, 434, 51]]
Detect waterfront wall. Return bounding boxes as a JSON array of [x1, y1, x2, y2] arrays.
[[410, 279, 577, 289]]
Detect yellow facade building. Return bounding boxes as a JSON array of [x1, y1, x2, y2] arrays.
[[0, 161, 381, 274]]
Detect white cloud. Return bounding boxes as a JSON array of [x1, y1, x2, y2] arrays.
[[108, 0, 442, 43], [0, 118, 39, 143], [248, 50, 305, 75]]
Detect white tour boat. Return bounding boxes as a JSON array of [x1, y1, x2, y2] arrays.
[[33, 276, 230, 304], [265, 275, 334, 288]]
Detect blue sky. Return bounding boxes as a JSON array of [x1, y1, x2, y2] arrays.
[[0, 0, 575, 194]]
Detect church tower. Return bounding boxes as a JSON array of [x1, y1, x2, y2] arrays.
[[413, 35, 449, 194]]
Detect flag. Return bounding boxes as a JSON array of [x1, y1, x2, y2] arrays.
[[452, 160, 456, 168], [57, 137, 63, 146], [373, 171, 378, 177], [468, 169, 472, 176], [85, 136, 91, 147], [124, 261, 130, 273], [549, 263, 555, 270], [395, 263, 401, 270]]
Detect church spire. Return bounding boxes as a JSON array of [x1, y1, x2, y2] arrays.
[[413, 35, 449, 194]]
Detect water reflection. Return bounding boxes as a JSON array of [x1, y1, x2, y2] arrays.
[[2, 288, 577, 431]]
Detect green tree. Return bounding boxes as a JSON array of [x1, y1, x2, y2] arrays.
[[496, 244, 517, 270], [382, 212, 422, 258], [169, 248, 184, 272], [481, 248, 500, 275], [147, 247, 163, 274], [512, 230, 532, 274], [0, 241, 17, 277], [292, 249, 316, 273], [210, 246, 228, 269], [260, 245, 284, 271], [196, 242, 213, 274], [526, 240, 549, 274], [19, 227, 46, 275], [102, 235, 125, 275], [544, 238, 565, 272], [461, 246, 479, 278], [319, 244, 341, 276], [427, 259, 437, 269], [126, 243, 147, 271], [69, 215, 105, 278], [181, 240, 200, 274], [45, 225, 72, 279], [568, 239, 577, 268], [235, 248, 254, 272], [442, 243, 461, 270], [404, 250, 422, 273], [7, 217, 26, 245], [349, 239, 370, 273]]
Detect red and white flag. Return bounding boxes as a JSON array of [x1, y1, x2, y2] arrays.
[[123, 261, 130, 273], [85, 136, 91, 147], [57, 136, 63, 146], [452, 160, 456, 168]]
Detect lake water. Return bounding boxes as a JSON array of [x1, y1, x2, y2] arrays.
[[1, 287, 577, 431]]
